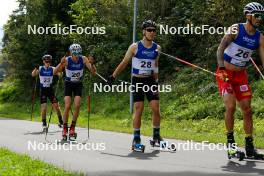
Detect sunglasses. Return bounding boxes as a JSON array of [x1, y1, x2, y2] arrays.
[[146, 28, 156, 32], [44, 60, 51, 63], [252, 13, 264, 20]]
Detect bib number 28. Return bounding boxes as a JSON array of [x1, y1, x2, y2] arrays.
[[140, 61, 152, 68]]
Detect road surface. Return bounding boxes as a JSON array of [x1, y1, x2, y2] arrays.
[[0, 118, 263, 176]]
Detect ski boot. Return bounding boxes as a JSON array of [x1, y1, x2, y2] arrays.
[[227, 133, 245, 161], [131, 137, 145, 153], [69, 125, 77, 141], [150, 135, 164, 148], [245, 137, 264, 160], [62, 124, 68, 141], [42, 125, 48, 133]]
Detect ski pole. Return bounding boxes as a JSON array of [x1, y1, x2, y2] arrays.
[[96, 72, 131, 84], [45, 75, 61, 141], [87, 73, 91, 139], [30, 76, 38, 121], [96, 72, 108, 83], [250, 57, 264, 80], [159, 51, 217, 76]]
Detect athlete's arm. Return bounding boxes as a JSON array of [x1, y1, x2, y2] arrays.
[[83, 56, 96, 75], [217, 24, 238, 67], [259, 34, 264, 67], [154, 45, 161, 81], [31, 67, 39, 77], [112, 43, 137, 78], [54, 56, 67, 74]]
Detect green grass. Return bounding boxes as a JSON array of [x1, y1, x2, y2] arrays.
[[1, 67, 264, 149], [0, 148, 84, 176]]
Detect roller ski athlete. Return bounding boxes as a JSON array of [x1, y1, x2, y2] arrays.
[[216, 2, 264, 160], [109, 20, 163, 152], [31, 54, 63, 133], [54, 44, 96, 141]]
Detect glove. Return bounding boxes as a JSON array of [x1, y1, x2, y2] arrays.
[[218, 67, 229, 82], [35, 64, 40, 70], [107, 75, 115, 85]]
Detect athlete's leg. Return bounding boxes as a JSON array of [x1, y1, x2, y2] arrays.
[[149, 100, 162, 142], [41, 103, 47, 126], [238, 99, 253, 135], [133, 101, 144, 129], [73, 96, 81, 122], [63, 96, 71, 124], [238, 98, 256, 156], [223, 94, 236, 133]]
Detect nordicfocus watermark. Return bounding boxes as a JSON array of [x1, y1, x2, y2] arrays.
[[27, 140, 106, 151], [28, 24, 106, 35], [159, 140, 238, 151], [93, 82, 172, 93], [160, 24, 238, 35]]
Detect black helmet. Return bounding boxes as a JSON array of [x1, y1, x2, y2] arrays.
[[42, 54, 52, 60], [244, 2, 264, 15], [142, 20, 156, 29]]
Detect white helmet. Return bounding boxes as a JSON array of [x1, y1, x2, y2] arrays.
[[244, 2, 264, 15], [69, 43, 82, 56]]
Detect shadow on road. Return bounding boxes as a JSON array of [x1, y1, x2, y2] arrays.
[[100, 150, 161, 160], [24, 130, 61, 135], [90, 170, 247, 176], [221, 160, 264, 176]]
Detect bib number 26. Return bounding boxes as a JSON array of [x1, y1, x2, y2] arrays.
[[235, 49, 249, 59]]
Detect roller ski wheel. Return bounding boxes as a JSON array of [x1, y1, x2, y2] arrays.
[[61, 135, 67, 141], [227, 148, 245, 161], [132, 143, 145, 153], [69, 125, 77, 141], [245, 152, 264, 160], [69, 133, 77, 141]]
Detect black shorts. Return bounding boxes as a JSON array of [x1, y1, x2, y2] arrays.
[[40, 87, 58, 104], [64, 81, 83, 97], [132, 76, 159, 102]]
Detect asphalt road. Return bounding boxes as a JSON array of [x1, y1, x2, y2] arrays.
[[0, 118, 263, 176]]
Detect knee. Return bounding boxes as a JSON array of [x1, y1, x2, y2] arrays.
[[242, 105, 252, 116], [134, 104, 143, 111], [226, 104, 236, 114], [152, 106, 160, 115], [65, 103, 71, 110]]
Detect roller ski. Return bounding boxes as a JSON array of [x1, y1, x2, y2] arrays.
[[243, 137, 264, 160], [69, 125, 77, 141], [150, 135, 176, 152], [227, 148, 245, 161], [150, 135, 164, 147], [131, 138, 145, 153], [226, 132, 244, 160]]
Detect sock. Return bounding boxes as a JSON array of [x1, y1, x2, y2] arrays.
[[133, 129, 140, 139], [42, 119, 47, 126], [227, 131, 234, 138], [63, 123, 68, 129], [71, 121, 76, 128], [153, 127, 160, 137]]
